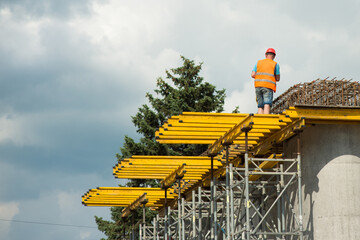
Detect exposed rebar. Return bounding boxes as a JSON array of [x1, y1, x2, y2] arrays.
[[272, 78, 360, 114]]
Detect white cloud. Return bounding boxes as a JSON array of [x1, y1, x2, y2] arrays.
[[80, 231, 91, 239], [0, 114, 43, 147], [0, 201, 19, 238], [0, 7, 47, 65], [224, 81, 257, 113]]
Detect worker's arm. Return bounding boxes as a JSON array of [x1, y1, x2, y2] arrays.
[[275, 64, 280, 81], [251, 71, 256, 78]]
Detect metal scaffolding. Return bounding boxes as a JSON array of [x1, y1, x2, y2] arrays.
[[82, 104, 360, 240], [151, 135, 304, 239]]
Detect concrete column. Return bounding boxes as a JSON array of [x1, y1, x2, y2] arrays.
[[284, 124, 360, 240]]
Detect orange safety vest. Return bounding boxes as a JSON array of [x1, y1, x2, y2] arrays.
[[254, 59, 277, 92]]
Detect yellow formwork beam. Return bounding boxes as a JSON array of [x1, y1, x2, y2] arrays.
[[206, 114, 254, 155], [157, 130, 227, 136], [84, 107, 360, 212], [284, 106, 360, 120], [129, 156, 211, 160], [159, 126, 232, 132], [177, 112, 248, 122], [252, 118, 306, 155], [121, 193, 147, 218], [165, 122, 235, 128], [82, 187, 176, 208], [113, 155, 223, 182], [156, 139, 257, 145]]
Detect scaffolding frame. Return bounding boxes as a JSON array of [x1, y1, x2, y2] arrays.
[[151, 131, 304, 240], [82, 102, 360, 240]]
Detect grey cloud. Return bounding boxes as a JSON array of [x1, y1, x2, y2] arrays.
[[0, 114, 133, 173], [0, 17, 151, 114], [0, 159, 121, 202], [6, 186, 110, 240], [0, 0, 92, 19], [280, 0, 360, 29]]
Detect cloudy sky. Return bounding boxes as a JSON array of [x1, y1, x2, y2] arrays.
[[0, 0, 359, 239]]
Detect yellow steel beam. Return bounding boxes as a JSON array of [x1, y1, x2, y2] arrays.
[[156, 139, 257, 145], [130, 156, 211, 160], [159, 126, 232, 132], [113, 155, 223, 181], [206, 114, 254, 155], [252, 118, 306, 155], [82, 187, 176, 208], [160, 164, 186, 188], [118, 161, 222, 166], [284, 106, 360, 120], [163, 122, 235, 128], [121, 193, 147, 218], [157, 130, 227, 136]]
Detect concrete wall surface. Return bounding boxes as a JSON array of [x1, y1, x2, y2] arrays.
[[284, 124, 360, 240]]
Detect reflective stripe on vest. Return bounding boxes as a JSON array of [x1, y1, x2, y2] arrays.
[[255, 79, 276, 85], [254, 59, 277, 92], [255, 72, 275, 77]]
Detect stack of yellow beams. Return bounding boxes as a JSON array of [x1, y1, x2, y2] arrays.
[[155, 107, 360, 156], [155, 106, 360, 188], [156, 113, 249, 144], [82, 187, 176, 208], [113, 156, 223, 182], [156, 112, 289, 155], [156, 112, 283, 147], [82, 106, 360, 213]]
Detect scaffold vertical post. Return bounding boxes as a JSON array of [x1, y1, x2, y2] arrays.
[[245, 130, 250, 240], [142, 202, 146, 240], [296, 132, 304, 240], [156, 214, 160, 240], [277, 173, 281, 236], [153, 217, 156, 240], [140, 223, 142, 240], [164, 187, 168, 240], [178, 178, 182, 239], [230, 163, 234, 239], [214, 177, 218, 240], [225, 145, 231, 240], [280, 164, 285, 236], [132, 212, 135, 240], [198, 186, 202, 240], [167, 206, 171, 239], [210, 155, 215, 240], [192, 190, 196, 239], [182, 197, 185, 240]]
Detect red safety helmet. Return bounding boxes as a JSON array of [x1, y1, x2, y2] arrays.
[[265, 48, 276, 55]]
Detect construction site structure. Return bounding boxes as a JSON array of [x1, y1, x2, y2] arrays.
[[82, 79, 360, 240], [272, 78, 360, 113]]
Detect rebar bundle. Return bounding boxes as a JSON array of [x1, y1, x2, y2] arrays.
[[272, 78, 360, 114]]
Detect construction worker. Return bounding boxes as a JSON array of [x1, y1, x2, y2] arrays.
[[251, 48, 280, 114]]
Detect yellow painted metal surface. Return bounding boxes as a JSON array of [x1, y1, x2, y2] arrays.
[[83, 106, 360, 213], [82, 187, 176, 208], [113, 156, 223, 181]]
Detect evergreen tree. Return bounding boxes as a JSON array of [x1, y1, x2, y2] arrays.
[[95, 56, 226, 239]]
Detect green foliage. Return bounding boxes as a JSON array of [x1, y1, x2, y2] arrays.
[[232, 106, 240, 113], [95, 56, 226, 239]]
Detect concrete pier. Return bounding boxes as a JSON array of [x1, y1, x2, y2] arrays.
[[284, 124, 360, 240]]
